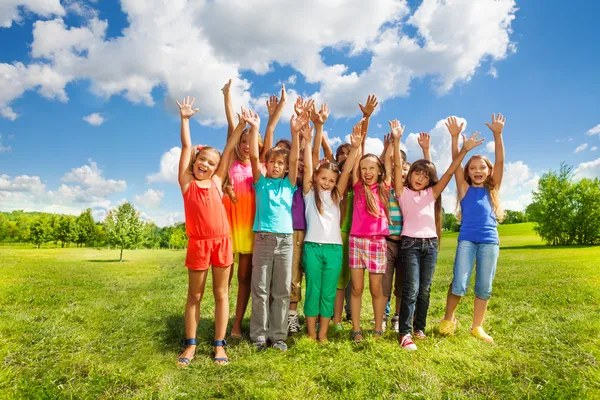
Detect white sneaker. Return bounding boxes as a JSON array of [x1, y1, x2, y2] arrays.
[[399, 334, 417, 351], [287, 311, 300, 335]]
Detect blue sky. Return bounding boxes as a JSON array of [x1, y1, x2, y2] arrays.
[[1, 0, 599, 226]]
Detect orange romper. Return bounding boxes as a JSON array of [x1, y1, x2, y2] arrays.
[[183, 179, 233, 270]]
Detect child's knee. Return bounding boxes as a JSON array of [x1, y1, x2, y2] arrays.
[[187, 291, 203, 304]]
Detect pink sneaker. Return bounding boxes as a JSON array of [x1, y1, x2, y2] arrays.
[[399, 334, 417, 351], [414, 330, 427, 340]]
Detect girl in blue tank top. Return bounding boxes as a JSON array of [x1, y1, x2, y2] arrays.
[[439, 114, 507, 343]]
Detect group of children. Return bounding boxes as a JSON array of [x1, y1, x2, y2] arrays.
[[175, 81, 506, 366]]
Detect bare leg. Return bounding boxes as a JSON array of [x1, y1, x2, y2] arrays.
[[369, 273, 385, 333], [306, 316, 318, 340], [178, 269, 208, 362], [318, 316, 331, 342], [212, 265, 231, 363], [231, 254, 252, 337], [443, 288, 462, 321], [289, 302, 298, 311], [350, 269, 365, 337], [473, 297, 489, 328], [333, 289, 345, 324]]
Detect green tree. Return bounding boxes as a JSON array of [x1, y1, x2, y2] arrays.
[[502, 210, 528, 224], [443, 212, 460, 232], [29, 215, 53, 249], [571, 177, 600, 245], [0, 213, 8, 241], [76, 208, 98, 247], [104, 202, 143, 261], [169, 223, 188, 249]]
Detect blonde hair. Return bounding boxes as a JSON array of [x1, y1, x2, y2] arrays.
[[313, 162, 341, 215], [188, 146, 221, 179], [406, 159, 442, 244], [457, 155, 505, 222], [358, 154, 390, 221], [234, 128, 263, 163]]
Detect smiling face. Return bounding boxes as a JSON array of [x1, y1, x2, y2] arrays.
[[315, 168, 338, 191], [266, 154, 287, 179], [407, 160, 437, 192], [193, 149, 221, 180], [359, 156, 382, 186], [336, 145, 351, 164], [237, 132, 251, 160], [466, 157, 492, 187]]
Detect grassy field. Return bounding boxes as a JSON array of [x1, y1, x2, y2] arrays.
[[1, 223, 599, 399]]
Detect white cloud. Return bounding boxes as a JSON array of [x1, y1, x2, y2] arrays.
[[591, 146, 598, 152], [485, 140, 495, 153], [134, 189, 164, 209], [587, 124, 600, 136], [0, 134, 11, 152], [0, 107, 18, 120], [574, 143, 588, 153], [0, 174, 45, 193], [487, 66, 498, 78], [574, 158, 600, 179], [0, 0, 518, 122], [499, 161, 540, 211], [83, 112, 104, 126], [148, 147, 181, 184], [60, 159, 127, 200], [287, 75, 297, 85], [0, 0, 64, 28], [327, 136, 342, 149]]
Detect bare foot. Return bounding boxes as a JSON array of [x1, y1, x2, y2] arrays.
[[176, 345, 196, 367]]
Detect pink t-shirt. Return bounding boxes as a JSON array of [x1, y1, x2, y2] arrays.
[[398, 187, 437, 238], [350, 183, 390, 237]]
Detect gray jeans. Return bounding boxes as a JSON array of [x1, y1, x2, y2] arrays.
[[250, 233, 293, 343]]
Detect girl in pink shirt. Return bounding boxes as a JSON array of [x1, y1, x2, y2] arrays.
[[390, 120, 484, 351]]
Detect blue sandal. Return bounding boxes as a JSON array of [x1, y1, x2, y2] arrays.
[[213, 340, 229, 365], [177, 338, 197, 367], [352, 331, 363, 344]]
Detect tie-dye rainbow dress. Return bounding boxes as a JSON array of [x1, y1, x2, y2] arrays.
[[222, 160, 255, 254]]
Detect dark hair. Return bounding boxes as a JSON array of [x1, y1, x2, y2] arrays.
[[335, 143, 351, 162], [400, 149, 407, 162], [312, 162, 341, 215], [406, 159, 442, 245], [358, 154, 390, 221], [275, 139, 292, 150], [265, 146, 290, 166]]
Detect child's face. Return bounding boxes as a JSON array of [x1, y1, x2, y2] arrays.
[[266, 154, 287, 179], [337, 147, 350, 164], [409, 169, 430, 191], [315, 169, 338, 191], [238, 134, 251, 159], [467, 158, 490, 186], [402, 162, 410, 181], [194, 150, 220, 180], [359, 157, 381, 186]]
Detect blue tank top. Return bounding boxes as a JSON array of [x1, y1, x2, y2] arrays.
[[458, 186, 499, 244]]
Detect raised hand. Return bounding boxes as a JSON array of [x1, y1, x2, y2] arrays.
[[359, 95, 379, 117], [445, 116, 464, 137], [350, 120, 364, 148], [290, 108, 311, 135], [461, 131, 485, 152], [221, 79, 232, 96], [418, 132, 431, 150], [485, 113, 506, 136], [388, 119, 405, 140], [294, 96, 309, 116], [301, 125, 314, 143], [242, 108, 260, 129], [280, 84, 287, 105], [176, 96, 199, 119], [266, 95, 280, 116], [310, 103, 330, 126]]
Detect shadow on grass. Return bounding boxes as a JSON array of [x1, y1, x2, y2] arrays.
[[86, 260, 128, 263]]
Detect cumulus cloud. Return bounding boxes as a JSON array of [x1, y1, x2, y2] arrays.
[[134, 189, 164, 209], [574, 143, 588, 153], [485, 140, 495, 153], [83, 112, 104, 126], [587, 124, 600, 136], [0, 0, 64, 28], [500, 161, 540, 211], [591, 146, 598, 152], [0, 174, 45, 193], [574, 157, 600, 179], [60, 159, 127, 200], [0, 0, 518, 122], [148, 147, 181, 184]]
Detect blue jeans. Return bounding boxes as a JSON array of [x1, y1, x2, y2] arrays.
[[399, 237, 438, 336], [451, 240, 499, 300]]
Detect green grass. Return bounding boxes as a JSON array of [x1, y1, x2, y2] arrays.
[[1, 223, 599, 399]]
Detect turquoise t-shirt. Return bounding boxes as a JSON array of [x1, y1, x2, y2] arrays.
[[253, 175, 297, 234]]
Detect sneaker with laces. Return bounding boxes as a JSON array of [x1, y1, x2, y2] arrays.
[[399, 334, 417, 351], [272, 341, 288, 351], [414, 330, 427, 340], [287, 311, 300, 335], [391, 313, 400, 332], [382, 318, 388, 331], [470, 326, 494, 343]]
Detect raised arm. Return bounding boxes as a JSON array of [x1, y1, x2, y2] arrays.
[[485, 113, 506, 188], [418, 132, 432, 161], [445, 116, 468, 198], [321, 132, 335, 163], [432, 132, 485, 199], [338, 122, 363, 195], [176, 96, 199, 191], [245, 108, 263, 184], [380, 133, 390, 161], [288, 106, 312, 185], [310, 103, 330, 168], [214, 115, 246, 184], [222, 79, 235, 139], [351, 118, 366, 185], [358, 95, 378, 155], [389, 120, 405, 197], [302, 126, 314, 195], [260, 85, 287, 162], [383, 135, 394, 187]]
